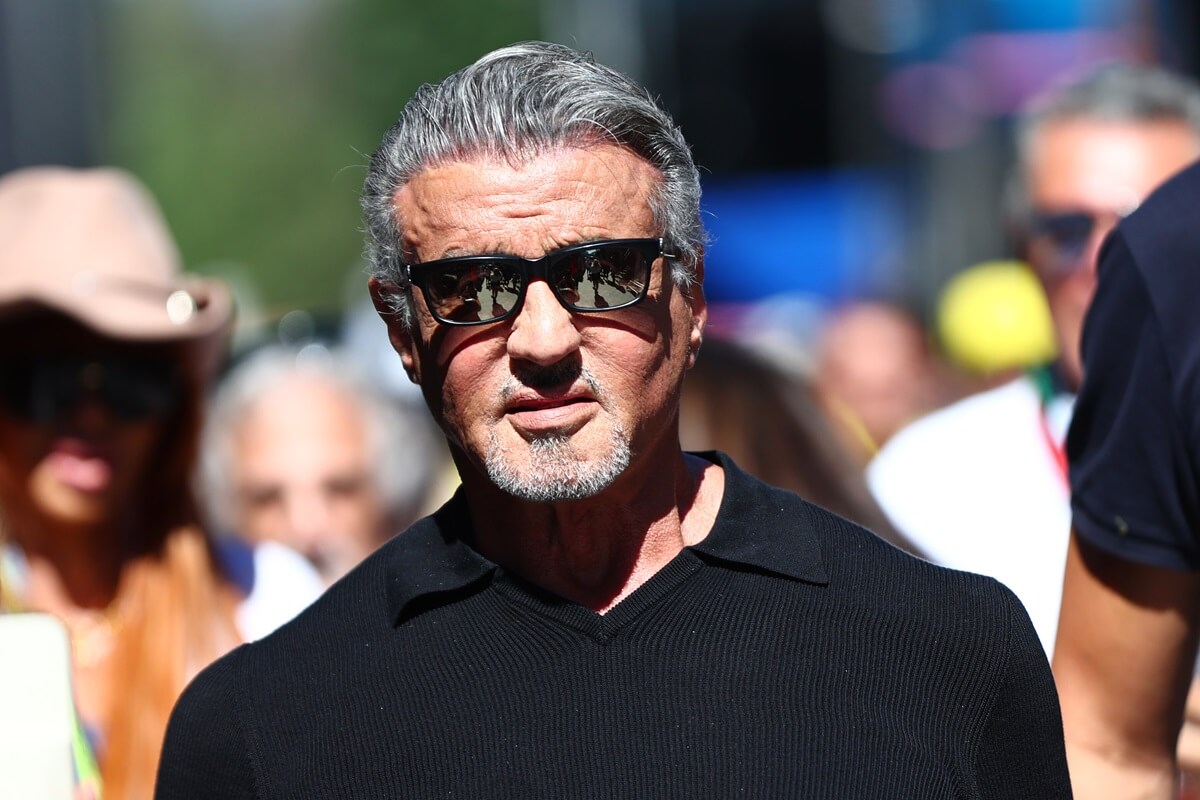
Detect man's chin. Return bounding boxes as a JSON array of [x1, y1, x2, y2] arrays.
[[484, 433, 631, 504]]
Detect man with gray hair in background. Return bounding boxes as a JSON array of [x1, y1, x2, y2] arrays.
[[869, 63, 1200, 653], [199, 345, 445, 585], [156, 41, 1069, 798], [868, 59, 1200, 793]]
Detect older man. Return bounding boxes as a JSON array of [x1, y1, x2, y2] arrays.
[[199, 346, 445, 585], [156, 42, 1069, 798], [1055, 159, 1200, 798], [868, 64, 1200, 655]]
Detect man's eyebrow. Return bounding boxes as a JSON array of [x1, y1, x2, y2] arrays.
[[410, 245, 512, 262], [436, 239, 620, 260]]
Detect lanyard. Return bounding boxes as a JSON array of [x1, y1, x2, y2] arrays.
[[1038, 408, 1069, 490], [1029, 365, 1071, 490]]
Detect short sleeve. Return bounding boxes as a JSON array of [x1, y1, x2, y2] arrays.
[[1067, 229, 1200, 570]]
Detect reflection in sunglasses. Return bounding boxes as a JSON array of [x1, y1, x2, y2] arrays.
[[407, 238, 669, 326]]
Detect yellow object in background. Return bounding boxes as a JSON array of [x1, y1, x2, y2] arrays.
[[936, 260, 1058, 375]]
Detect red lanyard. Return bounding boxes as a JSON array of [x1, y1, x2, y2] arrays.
[[1039, 409, 1069, 490]]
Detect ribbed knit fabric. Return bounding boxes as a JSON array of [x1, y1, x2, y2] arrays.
[[157, 453, 1071, 799]]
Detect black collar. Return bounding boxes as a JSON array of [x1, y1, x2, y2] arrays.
[[385, 451, 830, 624]]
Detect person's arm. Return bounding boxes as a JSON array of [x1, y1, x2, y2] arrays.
[[1179, 679, 1200, 774], [1054, 531, 1200, 799]]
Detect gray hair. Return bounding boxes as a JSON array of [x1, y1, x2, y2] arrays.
[[361, 40, 705, 329], [198, 345, 440, 536], [1009, 63, 1200, 225]]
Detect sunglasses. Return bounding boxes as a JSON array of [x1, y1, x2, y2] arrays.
[[404, 238, 675, 326], [0, 357, 180, 423], [1027, 208, 1130, 278]]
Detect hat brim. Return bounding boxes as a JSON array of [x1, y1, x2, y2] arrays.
[[0, 275, 234, 378]]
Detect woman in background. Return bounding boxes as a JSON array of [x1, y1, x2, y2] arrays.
[[0, 167, 319, 798]]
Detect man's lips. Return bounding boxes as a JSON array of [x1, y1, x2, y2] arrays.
[[504, 392, 597, 431]]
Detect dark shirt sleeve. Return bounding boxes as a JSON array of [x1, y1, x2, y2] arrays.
[[1067, 230, 1200, 569], [974, 585, 1072, 798], [156, 648, 258, 800]]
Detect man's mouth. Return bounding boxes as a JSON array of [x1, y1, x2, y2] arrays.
[[505, 391, 597, 433]]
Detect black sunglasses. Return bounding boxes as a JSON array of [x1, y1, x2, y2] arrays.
[[404, 238, 675, 326], [1027, 208, 1129, 277], [0, 357, 180, 423]]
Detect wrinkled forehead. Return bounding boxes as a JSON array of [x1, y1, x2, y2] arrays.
[[394, 144, 663, 261]]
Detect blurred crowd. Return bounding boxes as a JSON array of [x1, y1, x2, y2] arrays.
[[2, 56, 1200, 798]]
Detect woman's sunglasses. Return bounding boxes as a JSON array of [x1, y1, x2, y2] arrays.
[[0, 357, 180, 423], [403, 238, 675, 326]]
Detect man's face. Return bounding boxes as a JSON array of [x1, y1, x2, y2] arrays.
[[373, 144, 705, 502], [231, 376, 389, 583], [1025, 118, 1200, 390]]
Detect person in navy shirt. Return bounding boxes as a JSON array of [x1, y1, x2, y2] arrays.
[[1056, 157, 1200, 798]]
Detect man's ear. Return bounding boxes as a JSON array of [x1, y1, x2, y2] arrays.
[[368, 277, 421, 385]]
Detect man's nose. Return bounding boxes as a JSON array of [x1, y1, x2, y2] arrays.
[[505, 280, 583, 366], [284, 489, 334, 544]]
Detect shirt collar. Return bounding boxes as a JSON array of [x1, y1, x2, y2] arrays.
[[690, 451, 830, 586], [384, 450, 829, 624], [385, 492, 497, 624]]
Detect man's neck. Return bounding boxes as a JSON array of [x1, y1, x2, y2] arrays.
[[461, 451, 724, 614]]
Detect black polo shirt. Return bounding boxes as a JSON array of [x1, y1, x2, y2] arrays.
[[157, 452, 1069, 799], [1069, 159, 1200, 569]]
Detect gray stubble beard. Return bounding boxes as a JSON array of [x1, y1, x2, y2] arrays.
[[484, 422, 631, 503]]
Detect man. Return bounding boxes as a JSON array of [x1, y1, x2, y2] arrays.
[[199, 345, 445, 584], [868, 63, 1200, 655], [156, 42, 1069, 797], [1054, 159, 1200, 798]]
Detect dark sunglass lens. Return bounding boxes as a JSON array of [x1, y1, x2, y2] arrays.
[[1034, 212, 1094, 260], [0, 358, 176, 421], [557, 244, 650, 310], [0, 360, 66, 421], [101, 361, 178, 420], [425, 262, 523, 324]]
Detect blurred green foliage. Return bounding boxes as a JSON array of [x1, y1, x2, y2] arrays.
[[104, 0, 540, 327]]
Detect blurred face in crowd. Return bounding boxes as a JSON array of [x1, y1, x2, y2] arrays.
[[1024, 117, 1200, 390], [814, 302, 933, 459], [0, 319, 167, 531], [375, 143, 706, 502], [229, 375, 389, 583]]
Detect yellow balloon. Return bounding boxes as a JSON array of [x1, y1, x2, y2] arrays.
[[937, 260, 1057, 375]]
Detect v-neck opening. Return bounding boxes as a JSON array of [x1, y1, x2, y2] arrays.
[[492, 548, 704, 641]]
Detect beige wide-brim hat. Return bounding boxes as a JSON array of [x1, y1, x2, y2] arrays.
[[0, 166, 233, 378]]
